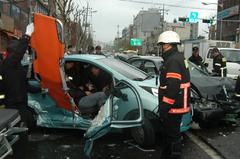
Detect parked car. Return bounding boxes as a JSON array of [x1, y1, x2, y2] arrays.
[[27, 13, 192, 156], [127, 56, 240, 127]]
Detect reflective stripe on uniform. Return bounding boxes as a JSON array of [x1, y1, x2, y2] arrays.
[[220, 67, 227, 70], [180, 82, 190, 89], [235, 94, 240, 97], [160, 86, 167, 89], [166, 73, 182, 80], [169, 107, 190, 114], [222, 58, 227, 62], [0, 95, 5, 99], [182, 83, 190, 109], [0, 75, 2, 80], [162, 96, 175, 105], [215, 63, 221, 66]]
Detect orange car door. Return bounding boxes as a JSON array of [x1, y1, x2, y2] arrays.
[[31, 13, 72, 110]]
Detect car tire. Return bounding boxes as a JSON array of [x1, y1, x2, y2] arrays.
[[130, 118, 155, 148]]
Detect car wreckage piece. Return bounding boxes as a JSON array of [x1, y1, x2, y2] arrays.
[[125, 56, 240, 127], [191, 79, 240, 127]]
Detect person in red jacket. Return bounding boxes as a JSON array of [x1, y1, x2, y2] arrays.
[[157, 31, 191, 159]]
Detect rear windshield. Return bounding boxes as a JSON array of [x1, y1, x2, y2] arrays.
[[99, 58, 147, 80]]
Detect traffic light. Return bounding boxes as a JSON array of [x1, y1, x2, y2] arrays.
[[178, 17, 190, 22], [202, 19, 213, 24]]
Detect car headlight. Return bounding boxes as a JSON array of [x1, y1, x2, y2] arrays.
[[141, 86, 158, 97]]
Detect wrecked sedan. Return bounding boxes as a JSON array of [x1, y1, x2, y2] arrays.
[[127, 56, 239, 127], [26, 13, 192, 157]]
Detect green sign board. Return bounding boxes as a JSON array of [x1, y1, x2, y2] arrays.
[[130, 38, 142, 46]]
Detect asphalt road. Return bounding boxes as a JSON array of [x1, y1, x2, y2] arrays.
[[7, 128, 213, 159]]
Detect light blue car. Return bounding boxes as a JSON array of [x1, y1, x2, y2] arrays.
[[28, 13, 192, 157]]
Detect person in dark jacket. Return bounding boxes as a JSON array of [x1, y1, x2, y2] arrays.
[[1, 23, 34, 124], [212, 47, 227, 77], [157, 31, 191, 159], [188, 46, 203, 66]]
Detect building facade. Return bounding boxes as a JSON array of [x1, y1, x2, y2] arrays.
[[0, 0, 50, 52], [133, 8, 163, 54], [216, 0, 240, 41]]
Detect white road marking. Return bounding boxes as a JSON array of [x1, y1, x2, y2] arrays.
[[186, 132, 224, 159], [127, 142, 155, 152]]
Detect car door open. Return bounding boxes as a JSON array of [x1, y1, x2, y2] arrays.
[[84, 80, 144, 158]]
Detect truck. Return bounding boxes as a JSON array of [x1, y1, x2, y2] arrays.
[[183, 39, 240, 79]]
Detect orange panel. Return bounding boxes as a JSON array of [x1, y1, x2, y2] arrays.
[[31, 13, 72, 110]]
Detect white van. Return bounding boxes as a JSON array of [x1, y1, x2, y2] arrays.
[[205, 48, 240, 79]]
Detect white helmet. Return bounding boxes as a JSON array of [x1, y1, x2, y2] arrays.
[[157, 31, 180, 44]]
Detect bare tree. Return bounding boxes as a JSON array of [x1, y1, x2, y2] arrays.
[[52, 0, 76, 45]]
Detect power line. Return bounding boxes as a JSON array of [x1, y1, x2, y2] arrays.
[[119, 0, 216, 11]]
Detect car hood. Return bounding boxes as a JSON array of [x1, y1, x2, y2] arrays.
[[191, 76, 236, 99]]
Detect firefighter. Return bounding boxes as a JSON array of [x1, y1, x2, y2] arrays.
[[1, 23, 34, 124], [212, 47, 227, 77], [157, 31, 190, 159]]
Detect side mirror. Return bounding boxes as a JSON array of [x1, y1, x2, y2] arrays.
[[204, 63, 209, 67]]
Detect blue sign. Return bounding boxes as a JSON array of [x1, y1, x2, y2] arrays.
[[189, 12, 199, 23]]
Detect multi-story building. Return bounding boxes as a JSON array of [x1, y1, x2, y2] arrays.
[[216, 0, 239, 41], [0, 0, 50, 51], [133, 8, 163, 53]]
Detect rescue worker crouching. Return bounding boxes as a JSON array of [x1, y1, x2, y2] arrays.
[[1, 23, 34, 126], [212, 47, 227, 77], [157, 31, 191, 159]]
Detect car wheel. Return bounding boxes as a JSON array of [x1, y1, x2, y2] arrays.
[[130, 118, 155, 148]]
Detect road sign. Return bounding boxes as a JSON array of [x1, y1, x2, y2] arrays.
[[130, 38, 142, 46], [189, 11, 199, 23]]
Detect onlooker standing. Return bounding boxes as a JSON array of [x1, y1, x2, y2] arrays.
[[95, 45, 104, 55], [87, 45, 95, 54], [188, 46, 203, 66], [65, 45, 74, 55]]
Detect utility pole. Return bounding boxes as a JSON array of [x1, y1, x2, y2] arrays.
[[117, 24, 120, 51], [162, 4, 165, 33], [159, 4, 168, 33]]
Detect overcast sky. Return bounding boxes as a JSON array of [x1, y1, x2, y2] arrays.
[[75, 0, 218, 43]]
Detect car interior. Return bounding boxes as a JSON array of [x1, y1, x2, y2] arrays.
[[63, 61, 113, 118]]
